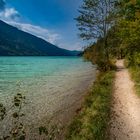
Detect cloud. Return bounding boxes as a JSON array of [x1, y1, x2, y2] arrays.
[[0, 0, 82, 50], [0, 0, 19, 20], [0, 0, 62, 46], [0, 0, 60, 45], [4, 20, 61, 44], [0, 0, 5, 10], [0, 8, 20, 20]]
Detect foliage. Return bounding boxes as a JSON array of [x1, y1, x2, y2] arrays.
[[116, 0, 140, 66], [67, 0, 140, 139], [83, 36, 117, 71], [82, 0, 140, 70], [66, 71, 115, 140], [129, 66, 140, 96], [76, 0, 117, 40], [76, 0, 120, 71]]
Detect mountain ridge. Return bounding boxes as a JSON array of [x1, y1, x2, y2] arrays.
[[0, 20, 80, 56]]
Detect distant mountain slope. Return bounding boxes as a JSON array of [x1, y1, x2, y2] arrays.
[[0, 20, 79, 56]]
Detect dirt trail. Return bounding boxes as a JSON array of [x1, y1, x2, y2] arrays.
[[109, 60, 140, 140]]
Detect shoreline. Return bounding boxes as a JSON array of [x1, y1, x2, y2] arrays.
[[66, 70, 115, 140], [26, 71, 96, 139], [0, 64, 96, 139]]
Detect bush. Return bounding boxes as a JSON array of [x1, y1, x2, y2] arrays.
[[97, 59, 116, 72]]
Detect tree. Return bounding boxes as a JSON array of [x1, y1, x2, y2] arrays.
[[76, 0, 118, 70], [76, 0, 117, 49], [116, 0, 140, 65]]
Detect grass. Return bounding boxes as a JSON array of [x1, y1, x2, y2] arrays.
[[66, 71, 115, 140], [129, 66, 140, 96], [125, 58, 140, 96]]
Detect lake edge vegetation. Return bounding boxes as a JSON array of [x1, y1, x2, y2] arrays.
[[127, 64, 140, 97], [67, 0, 140, 139], [66, 71, 115, 140]]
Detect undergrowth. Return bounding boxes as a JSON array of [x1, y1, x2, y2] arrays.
[[66, 71, 115, 140]]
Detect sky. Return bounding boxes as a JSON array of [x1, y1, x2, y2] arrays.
[[0, 0, 85, 50]]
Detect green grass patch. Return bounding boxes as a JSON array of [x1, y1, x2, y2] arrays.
[[129, 66, 140, 96], [66, 71, 115, 140]]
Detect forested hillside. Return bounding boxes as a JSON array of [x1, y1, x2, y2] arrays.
[[0, 20, 79, 56]]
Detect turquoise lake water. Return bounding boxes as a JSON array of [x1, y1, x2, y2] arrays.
[[0, 56, 95, 97], [0, 56, 96, 138]]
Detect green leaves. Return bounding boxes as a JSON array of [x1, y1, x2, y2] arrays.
[[76, 0, 117, 40]]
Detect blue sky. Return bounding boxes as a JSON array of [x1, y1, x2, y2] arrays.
[[0, 0, 84, 50]]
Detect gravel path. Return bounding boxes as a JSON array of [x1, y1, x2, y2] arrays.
[[109, 60, 140, 140]]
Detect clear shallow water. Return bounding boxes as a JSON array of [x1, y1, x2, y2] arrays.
[[0, 56, 94, 97], [0, 56, 96, 138]]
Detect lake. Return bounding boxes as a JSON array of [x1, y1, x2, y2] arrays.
[[0, 56, 96, 139]]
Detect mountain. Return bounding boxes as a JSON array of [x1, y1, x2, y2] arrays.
[[0, 20, 80, 56]]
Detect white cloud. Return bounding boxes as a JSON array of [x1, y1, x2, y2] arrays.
[[0, 3, 61, 45], [3, 20, 61, 45], [0, 8, 19, 20], [0, 1, 82, 50], [0, 0, 62, 46]]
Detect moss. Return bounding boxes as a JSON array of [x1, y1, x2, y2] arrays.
[[66, 71, 115, 140]]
